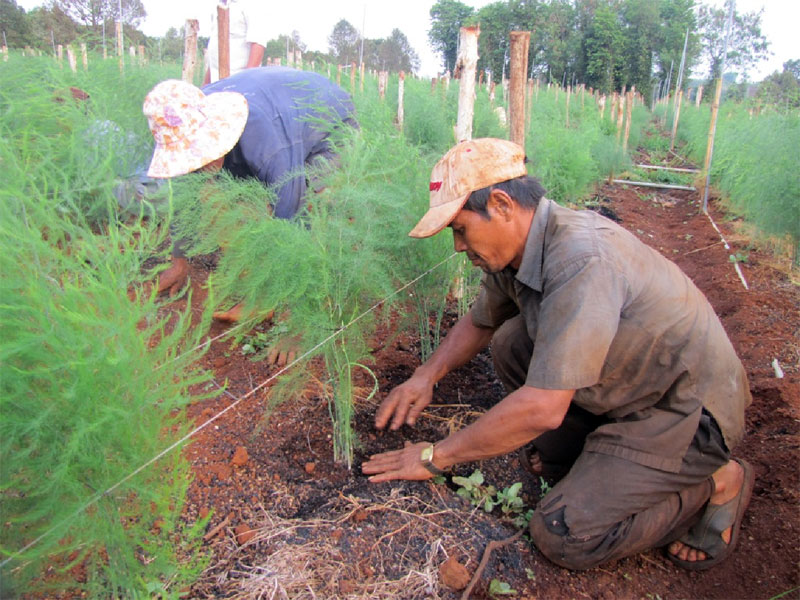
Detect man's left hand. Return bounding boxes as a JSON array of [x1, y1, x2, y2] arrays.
[[362, 441, 436, 483]]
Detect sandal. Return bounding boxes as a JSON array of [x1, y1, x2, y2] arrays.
[[667, 458, 755, 571]]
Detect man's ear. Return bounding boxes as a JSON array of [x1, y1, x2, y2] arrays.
[[487, 189, 515, 221]]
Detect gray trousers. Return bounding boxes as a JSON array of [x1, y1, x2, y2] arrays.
[[491, 315, 730, 569]]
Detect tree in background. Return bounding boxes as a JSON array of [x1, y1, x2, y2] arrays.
[[473, 1, 513, 82], [653, 0, 699, 90], [755, 59, 800, 110], [698, 0, 769, 81], [536, 0, 579, 85], [328, 18, 360, 66], [582, 2, 623, 95], [26, 4, 81, 49], [428, 0, 475, 75], [374, 29, 420, 73], [1, 0, 31, 47], [54, 0, 145, 29]]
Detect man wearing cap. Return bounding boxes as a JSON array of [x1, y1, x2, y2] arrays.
[[143, 67, 356, 306], [362, 138, 754, 571]]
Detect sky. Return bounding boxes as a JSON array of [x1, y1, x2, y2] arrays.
[[14, 0, 799, 81]]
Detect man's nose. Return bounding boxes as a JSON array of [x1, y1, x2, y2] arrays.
[[453, 236, 467, 253]]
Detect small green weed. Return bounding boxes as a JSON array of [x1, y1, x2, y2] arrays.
[[729, 251, 749, 264], [452, 470, 533, 526], [453, 470, 498, 513], [489, 578, 517, 597]]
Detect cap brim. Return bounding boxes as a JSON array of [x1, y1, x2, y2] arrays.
[[147, 91, 249, 178], [408, 193, 469, 238]]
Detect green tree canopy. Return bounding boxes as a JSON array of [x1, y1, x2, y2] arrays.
[[54, 0, 145, 29], [428, 0, 475, 75], [328, 18, 360, 65], [698, 0, 770, 81], [1, 0, 32, 47]]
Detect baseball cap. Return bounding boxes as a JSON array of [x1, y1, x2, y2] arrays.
[[409, 138, 528, 238]]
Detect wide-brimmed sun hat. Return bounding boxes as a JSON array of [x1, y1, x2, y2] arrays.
[[143, 79, 249, 178], [409, 138, 528, 238]]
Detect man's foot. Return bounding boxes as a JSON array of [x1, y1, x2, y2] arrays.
[[667, 458, 754, 570], [157, 257, 190, 296]]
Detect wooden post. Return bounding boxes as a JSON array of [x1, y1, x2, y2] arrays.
[[350, 62, 356, 93], [526, 77, 534, 129], [598, 94, 606, 119], [138, 44, 145, 65], [455, 25, 480, 142], [700, 78, 723, 211], [115, 20, 123, 72], [295, 49, 302, 69], [360, 61, 365, 92], [81, 43, 88, 69], [622, 89, 633, 152], [508, 30, 530, 148], [56, 44, 63, 67], [181, 19, 199, 83], [396, 71, 405, 130], [670, 89, 683, 151], [695, 85, 703, 107], [66, 45, 77, 72], [377, 71, 387, 99], [217, 3, 230, 79], [2, 46, 8, 62], [565, 85, 571, 128], [616, 87, 625, 141], [610, 92, 617, 124]]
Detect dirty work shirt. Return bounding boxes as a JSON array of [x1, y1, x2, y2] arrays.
[[470, 197, 751, 472], [203, 67, 356, 219]]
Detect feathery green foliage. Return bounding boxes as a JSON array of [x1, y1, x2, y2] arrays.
[[1, 55, 213, 596], [665, 101, 800, 262]]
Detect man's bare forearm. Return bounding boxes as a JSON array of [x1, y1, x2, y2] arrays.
[[434, 387, 574, 469]]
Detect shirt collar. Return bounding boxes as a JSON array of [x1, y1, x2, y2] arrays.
[[514, 197, 553, 292]]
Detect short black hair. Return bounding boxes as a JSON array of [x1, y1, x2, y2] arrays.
[[463, 175, 546, 219]]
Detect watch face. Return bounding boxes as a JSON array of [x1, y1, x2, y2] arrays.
[[421, 445, 433, 461]]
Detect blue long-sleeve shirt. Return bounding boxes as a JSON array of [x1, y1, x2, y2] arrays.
[[203, 67, 356, 219]]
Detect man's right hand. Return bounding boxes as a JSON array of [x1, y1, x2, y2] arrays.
[[375, 374, 435, 431], [157, 257, 190, 296]]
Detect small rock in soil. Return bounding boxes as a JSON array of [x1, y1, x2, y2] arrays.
[[234, 523, 256, 545], [304, 461, 316, 474], [440, 555, 471, 590], [231, 446, 249, 467]]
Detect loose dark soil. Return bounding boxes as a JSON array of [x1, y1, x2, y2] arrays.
[[164, 151, 799, 599]]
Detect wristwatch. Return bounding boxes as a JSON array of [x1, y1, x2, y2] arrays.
[[420, 444, 447, 476]]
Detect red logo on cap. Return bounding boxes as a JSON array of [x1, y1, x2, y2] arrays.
[[430, 181, 442, 192]]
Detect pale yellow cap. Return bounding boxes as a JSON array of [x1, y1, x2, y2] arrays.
[[409, 138, 528, 238]]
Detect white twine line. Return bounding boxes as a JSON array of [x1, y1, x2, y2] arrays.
[[1, 252, 457, 567], [705, 212, 749, 290]]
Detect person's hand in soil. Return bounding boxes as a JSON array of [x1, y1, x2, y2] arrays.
[[362, 441, 436, 482], [374, 374, 434, 430], [157, 257, 190, 296]]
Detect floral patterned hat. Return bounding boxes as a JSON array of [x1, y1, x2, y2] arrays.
[[143, 79, 249, 178]]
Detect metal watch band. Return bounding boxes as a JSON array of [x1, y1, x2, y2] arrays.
[[421, 444, 447, 476]]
